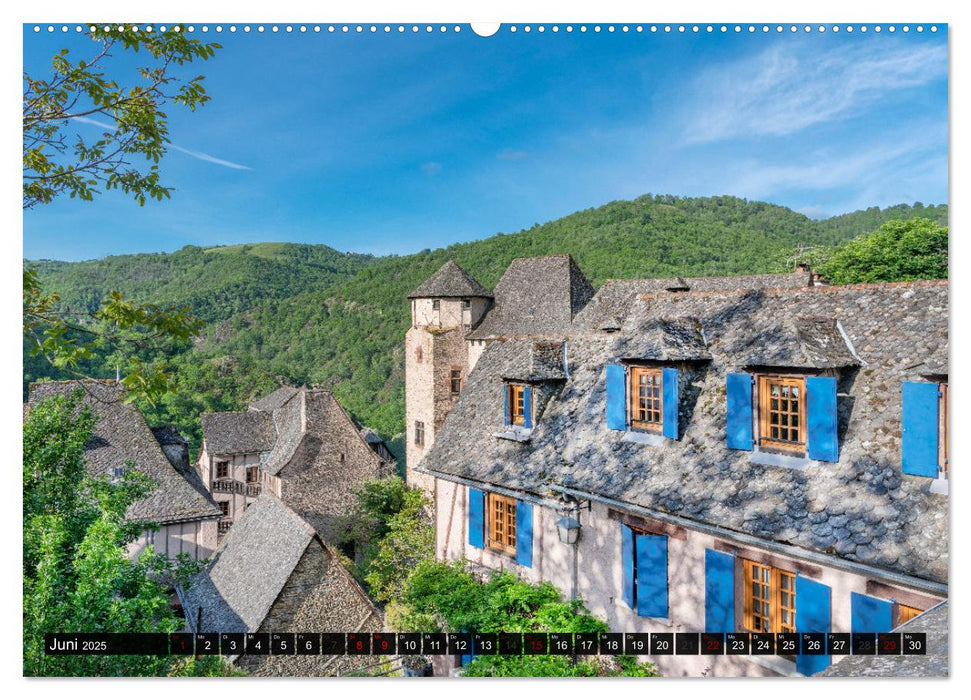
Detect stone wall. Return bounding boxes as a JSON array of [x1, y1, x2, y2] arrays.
[[278, 392, 391, 541]]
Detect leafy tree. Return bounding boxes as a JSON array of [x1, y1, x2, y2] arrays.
[[387, 560, 658, 677], [23, 24, 219, 208], [23, 392, 212, 676], [819, 217, 948, 284], [362, 484, 433, 603], [23, 267, 204, 405]]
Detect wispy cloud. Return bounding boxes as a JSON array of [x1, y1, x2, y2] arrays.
[[496, 148, 529, 161], [168, 145, 252, 171], [728, 132, 941, 198], [681, 41, 947, 144], [73, 116, 252, 171], [420, 161, 443, 176]]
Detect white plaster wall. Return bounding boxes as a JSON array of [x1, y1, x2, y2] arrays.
[[433, 478, 943, 677]]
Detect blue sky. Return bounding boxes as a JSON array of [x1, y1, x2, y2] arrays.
[[22, 24, 948, 261]]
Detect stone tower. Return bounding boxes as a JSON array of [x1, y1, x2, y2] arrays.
[[405, 261, 493, 494]]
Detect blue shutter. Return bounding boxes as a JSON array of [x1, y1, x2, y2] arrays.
[[902, 382, 940, 477], [795, 576, 831, 676], [523, 386, 533, 429], [726, 373, 753, 450], [606, 364, 628, 430], [621, 524, 635, 608], [704, 549, 735, 633], [515, 501, 533, 567], [851, 593, 893, 633], [503, 385, 511, 426], [468, 488, 485, 548], [662, 368, 679, 439], [635, 534, 668, 618], [807, 376, 839, 462]]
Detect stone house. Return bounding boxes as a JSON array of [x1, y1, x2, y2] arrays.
[[179, 492, 385, 676], [26, 381, 222, 560], [405, 257, 948, 677], [199, 386, 396, 541]]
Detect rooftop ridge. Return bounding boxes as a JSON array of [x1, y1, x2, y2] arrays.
[[634, 278, 947, 302]]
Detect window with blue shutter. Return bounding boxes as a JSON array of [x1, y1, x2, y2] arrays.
[[726, 373, 754, 450], [662, 367, 679, 439], [851, 592, 893, 634], [807, 376, 839, 462], [621, 524, 635, 608], [515, 501, 533, 567], [468, 488, 485, 548], [606, 364, 628, 430], [522, 386, 533, 429], [795, 576, 831, 676], [620, 525, 669, 617], [635, 534, 669, 618], [704, 549, 735, 632], [902, 382, 941, 477]]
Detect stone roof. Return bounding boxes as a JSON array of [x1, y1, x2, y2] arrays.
[[500, 341, 568, 382], [817, 601, 948, 677], [468, 254, 595, 340], [613, 316, 711, 362], [27, 381, 222, 524], [249, 385, 301, 412], [408, 260, 493, 299], [574, 270, 814, 332], [200, 410, 276, 456], [181, 493, 318, 633], [724, 315, 860, 369], [421, 281, 949, 584]]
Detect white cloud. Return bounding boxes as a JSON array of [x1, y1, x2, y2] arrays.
[[682, 40, 947, 143], [73, 116, 252, 171], [420, 161, 443, 176]]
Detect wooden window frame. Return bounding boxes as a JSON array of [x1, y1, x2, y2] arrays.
[[628, 366, 663, 432], [507, 383, 527, 426], [215, 460, 229, 479], [742, 558, 796, 634], [414, 420, 425, 447], [757, 374, 807, 454], [487, 492, 517, 555], [246, 466, 260, 484], [218, 501, 230, 517], [894, 602, 924, 627], [450, 367, 463, 395]]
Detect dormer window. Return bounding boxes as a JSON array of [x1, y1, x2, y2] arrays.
[[630, 367, 663, 432], [757, 375, 806, 454], [726, 372, 838, 463], [605, 364, 679, 440], [504, 383, 530, 427]]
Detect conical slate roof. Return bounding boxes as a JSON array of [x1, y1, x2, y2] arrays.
[[408, 260, 493, 299]]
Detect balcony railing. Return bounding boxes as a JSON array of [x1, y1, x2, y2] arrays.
[[212, 479, 243, 494], [217, 519, 233, 536], [246, 482, 262, 497]]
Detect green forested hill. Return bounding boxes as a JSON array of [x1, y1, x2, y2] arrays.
[[25, 195, 948, 457], [29, 242, 378, 322]]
